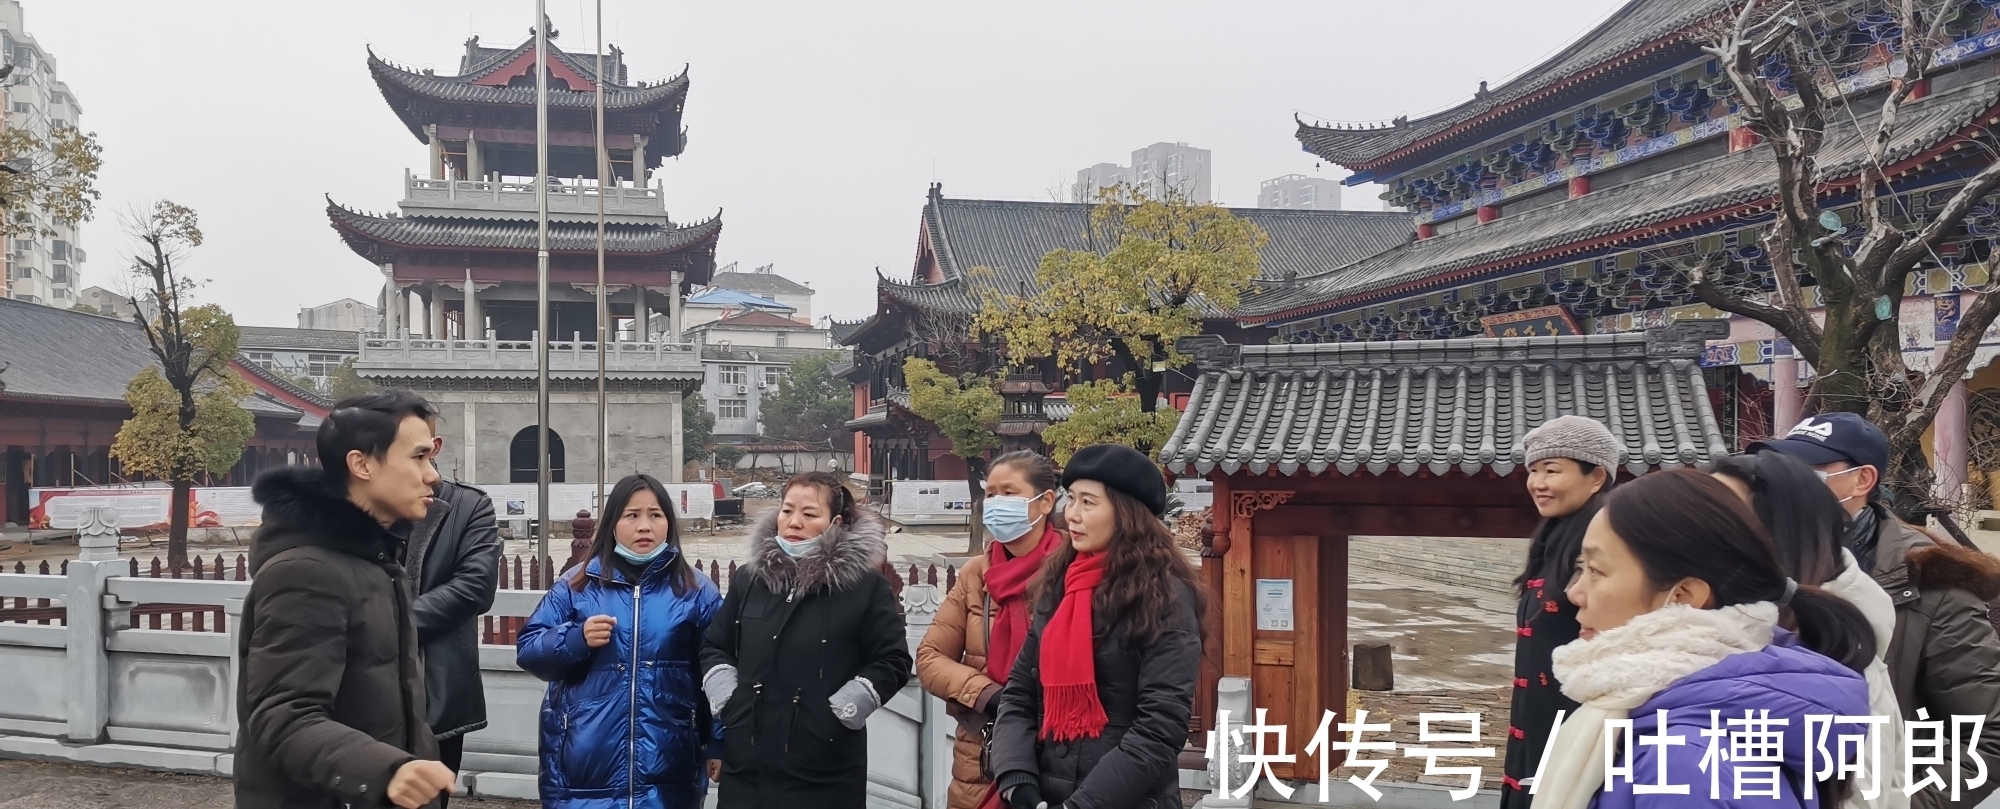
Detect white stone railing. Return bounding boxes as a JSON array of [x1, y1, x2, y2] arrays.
[[0, 508, 953, 806], [403, 169, 669, 218], [356, 335, 704, 377]]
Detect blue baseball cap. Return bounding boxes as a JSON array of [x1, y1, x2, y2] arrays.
[[1747, 412, 1889, 473]]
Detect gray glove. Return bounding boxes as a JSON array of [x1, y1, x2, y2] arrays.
[[829, 677, 881, 730], [702, 665, 738, 718]]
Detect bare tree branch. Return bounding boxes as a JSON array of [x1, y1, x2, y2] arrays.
[[1690, 255, 1825, 365]]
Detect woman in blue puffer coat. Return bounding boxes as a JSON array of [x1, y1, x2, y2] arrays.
[[518, 473, 723, 809], [1533, 469, 1875, 809]]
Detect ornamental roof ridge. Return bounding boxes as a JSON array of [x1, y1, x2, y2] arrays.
[[1244, 74, 2000, 322], [1294, 0, 1735, 170]]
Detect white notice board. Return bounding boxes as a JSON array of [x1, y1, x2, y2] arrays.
[[1256, 579, 1294, 631]]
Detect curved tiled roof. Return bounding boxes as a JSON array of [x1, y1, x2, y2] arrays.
[[0, 298, 301, 419], [1159, 330, 1728, 478], [828, 318, 870, 345], [873, 189, 1412, 317], [327, 199, 722, 256], [233, 358, 335, 410], [1295, 0, 1733, 170], [368, 49, 689, 145], [1243, 76, 2000, 323]]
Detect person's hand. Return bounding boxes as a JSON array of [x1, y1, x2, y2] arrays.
[[706, 759, 722, 782], [387, 760, 456, 809], [1004, 782, 1044, 809], [582, 615, 617, 648]]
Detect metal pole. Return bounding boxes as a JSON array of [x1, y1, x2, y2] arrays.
[[534, 2, 552, 572], [594, 0, 609, 513]]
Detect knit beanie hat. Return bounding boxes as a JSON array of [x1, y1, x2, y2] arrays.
[[1522, 415, 1621, 472], [1061, 444, 1169, 516]]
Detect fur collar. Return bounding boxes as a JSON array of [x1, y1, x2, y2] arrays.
[[1906, 540, 2000, 602], [745, 507, 888, 596], [248, 467, 404, 574]]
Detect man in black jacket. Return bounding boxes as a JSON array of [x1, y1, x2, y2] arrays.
[[405, 469, 500, 808], [236, 390, 458, 809]]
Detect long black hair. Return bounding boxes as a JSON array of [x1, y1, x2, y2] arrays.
[[567, 474, 696, 595], [1708, 453, 1849, 587], [1602, 469, 1875, 671], [1514, 459, 1610, 592], [1033, 485, 1206, 648], [1602, 469, 1876, 807]]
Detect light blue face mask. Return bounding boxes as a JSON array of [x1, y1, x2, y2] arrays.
[[776, 519, 840, 558], [614, 541, 671, 564], [982, 492, 1049, 544]]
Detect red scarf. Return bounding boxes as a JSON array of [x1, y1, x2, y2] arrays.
[[983, 526, 1057, 684], [1038, 551, 1108, 742]]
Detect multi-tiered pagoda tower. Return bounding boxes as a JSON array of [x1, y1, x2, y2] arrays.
[[331, 31, 719, 485]]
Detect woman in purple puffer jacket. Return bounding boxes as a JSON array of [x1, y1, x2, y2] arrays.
[[1531, 469, 1876, 809]]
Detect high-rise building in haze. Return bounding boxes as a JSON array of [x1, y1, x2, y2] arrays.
[[1071, 142, 1211, 203], [0, 0, 84, 308], [1258, 174, 1343, 210]]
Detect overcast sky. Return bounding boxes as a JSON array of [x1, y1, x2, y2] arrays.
[[31, 0, 1621, 327]]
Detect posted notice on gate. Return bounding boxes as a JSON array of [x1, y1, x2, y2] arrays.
[[886, 480, 973, 526], [1256, 578, 1294, 631]]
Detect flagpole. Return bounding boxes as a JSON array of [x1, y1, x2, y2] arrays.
[[533, 2, 552, 574], [594, 0, 609, 515]]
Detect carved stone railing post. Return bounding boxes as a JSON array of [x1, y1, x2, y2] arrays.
[[65, 505, 125, 743], [1197, 676, 1255, 809]]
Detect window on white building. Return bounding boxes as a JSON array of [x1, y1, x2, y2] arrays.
[[764, 367, 785, 388], [245, 352, 275, 370], [306, 353, 344, 378], [1299, 186, 1316, 206], [719, 365, 747, 385], [775, 332, 789, 347], [719, 399, 748, 419], [51, 264, 67, 284]]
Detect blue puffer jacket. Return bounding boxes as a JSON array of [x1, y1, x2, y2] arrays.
[[518, 552, 724, 809], [1594, 630, 1870, 809]]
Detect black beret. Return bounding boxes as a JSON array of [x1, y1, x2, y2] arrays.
[[1060, 444, 1168, 516]]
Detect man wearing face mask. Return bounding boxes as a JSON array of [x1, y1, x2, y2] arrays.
[[918, 452, 1065, 809], [1753, 412, 2000, 807]]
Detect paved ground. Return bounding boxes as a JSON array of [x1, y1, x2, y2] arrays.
[[0, 760, 534, 809]]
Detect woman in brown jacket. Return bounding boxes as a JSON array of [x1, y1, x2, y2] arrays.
[[918, 451, 1064, 809]]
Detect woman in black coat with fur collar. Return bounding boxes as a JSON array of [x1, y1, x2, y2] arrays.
[[699, 473, 912, 809]]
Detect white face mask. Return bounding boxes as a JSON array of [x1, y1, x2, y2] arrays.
[[1817, 466, 1865, 504], [777, 519, 840, 558]]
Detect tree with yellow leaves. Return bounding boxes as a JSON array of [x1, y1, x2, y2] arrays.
[[1040, 378, 1181, 466], [972, 186, 1267, 419], [902, 358, 1001, 552], [110, 202, 253, 571]]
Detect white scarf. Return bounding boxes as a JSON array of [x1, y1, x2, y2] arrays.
[[1529, 602, 1779, 809], [1820, 550, 1908, 809]]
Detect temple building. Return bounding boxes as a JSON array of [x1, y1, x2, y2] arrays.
[[330, 29, 719, 485], [1241, 0, 2000, 503], [836, 184, 1410, 492]]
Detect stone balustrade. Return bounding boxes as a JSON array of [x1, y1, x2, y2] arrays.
[[403, 170, 670, 219], [356, 335, 704, 378]]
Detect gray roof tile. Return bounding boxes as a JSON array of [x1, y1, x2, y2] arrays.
[[327, 200, 723, 256], [238, 326, 363, 353], [0, 298, 300, 418], [879, 189, 1412, 315], [711, 271, 812, 296], [368, 49, 688, 143], [1296, 0, 1733, 167], [1159, 327, 1729, 478], [1243, 76, 2000, 322]]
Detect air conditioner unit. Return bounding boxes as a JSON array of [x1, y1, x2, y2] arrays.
[[757, 380, 768, 389], [736, 384, 748, 394]]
